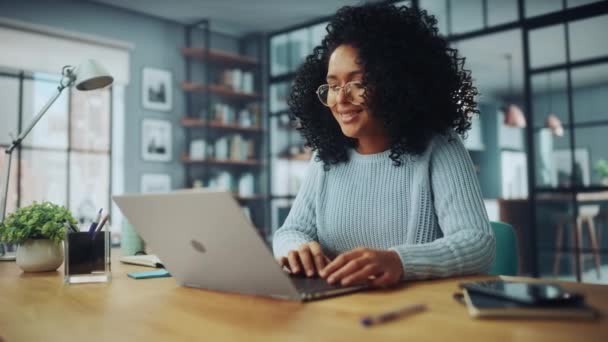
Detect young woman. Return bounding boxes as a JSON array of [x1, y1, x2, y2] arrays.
[[273, 3, 495, 288]]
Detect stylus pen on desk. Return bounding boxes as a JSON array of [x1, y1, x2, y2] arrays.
[[360, 303, 426, 327]]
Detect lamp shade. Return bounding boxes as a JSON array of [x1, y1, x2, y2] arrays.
[[545, 113, 564, 137], [504, 104, 527, 128], [74, 59, 114, 91]]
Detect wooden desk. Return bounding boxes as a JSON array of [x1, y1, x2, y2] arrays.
[[1, 253, 607, 342]]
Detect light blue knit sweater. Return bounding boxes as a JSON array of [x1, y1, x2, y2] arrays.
[[272, 131, 496, 280]]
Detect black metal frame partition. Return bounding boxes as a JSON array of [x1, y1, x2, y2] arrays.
[[265, 0, 608, 279]]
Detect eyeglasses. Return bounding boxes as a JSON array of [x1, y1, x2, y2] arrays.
[[316, 81, 366, 107]]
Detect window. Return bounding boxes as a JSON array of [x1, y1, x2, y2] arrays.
[[0, 70, 111, 230]]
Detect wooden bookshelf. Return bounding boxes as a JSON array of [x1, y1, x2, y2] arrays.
[[181, 118, 264, 133], [181, 47, 258, 68], [181, 155, 263, 167], [181, 82, 261, 101]]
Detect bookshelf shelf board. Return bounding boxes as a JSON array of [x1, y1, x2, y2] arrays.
[[181, 47, 258, 68], [181, 118, 264, 133], [182, 156, 263, 167], [181, 82, 261, 100]]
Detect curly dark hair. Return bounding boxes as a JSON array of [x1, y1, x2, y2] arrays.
[[288, 2, 478, 167]]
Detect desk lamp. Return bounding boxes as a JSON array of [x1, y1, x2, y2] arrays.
[[0, 60, 113, 260]]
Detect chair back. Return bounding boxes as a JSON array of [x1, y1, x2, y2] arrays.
[[489, 221, 518, 276]]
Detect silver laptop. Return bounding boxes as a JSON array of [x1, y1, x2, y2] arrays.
[[113, 190, 367, 301]]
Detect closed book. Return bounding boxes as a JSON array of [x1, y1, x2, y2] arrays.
[[119, 254, 163, 268]]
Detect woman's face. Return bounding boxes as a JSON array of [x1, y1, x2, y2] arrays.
[[326, 44, 385, 141]]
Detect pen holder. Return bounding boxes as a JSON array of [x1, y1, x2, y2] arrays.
[[64, 229, 111, 284]]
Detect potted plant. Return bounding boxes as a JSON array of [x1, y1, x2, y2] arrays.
[[595, 159, 608, 186], [0, 201, 77, 272]]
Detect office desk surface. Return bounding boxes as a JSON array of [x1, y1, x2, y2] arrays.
[[1, 254, 607, 342]]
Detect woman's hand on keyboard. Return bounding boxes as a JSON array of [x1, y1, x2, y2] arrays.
[[319, 247, 403, 287], [277, 241, 331, 277]]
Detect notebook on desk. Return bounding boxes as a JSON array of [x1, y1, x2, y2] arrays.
[[119, 254, 163, 268], [113, 190, 368, 301]]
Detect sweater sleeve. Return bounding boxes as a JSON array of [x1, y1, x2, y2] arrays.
[[272, 155, 322, 258], [390, 132, 496, 280]]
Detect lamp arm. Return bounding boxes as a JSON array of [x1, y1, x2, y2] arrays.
[[0, 67, 74, 221], [0, 150, 12, 221]]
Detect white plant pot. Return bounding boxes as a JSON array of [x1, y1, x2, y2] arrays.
[[16, 239, 64, 272]]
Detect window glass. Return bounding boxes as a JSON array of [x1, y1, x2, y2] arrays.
[[568, 14, 608, 63], [571, 63, 608, 125], [529, 25, 567, 69], [20, 149, 67, 207], [69, 151, 110, 228], [487, 0, 519, 26], [288, 28, 309, 73], [71, 87, 111, 152], [525, 0, 563, 18], [271, 34, 289, 76], [451, 0, 484, 34], [0, 76, 20, 145], [21, 77, 68, 149]]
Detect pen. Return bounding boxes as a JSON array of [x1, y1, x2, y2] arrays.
[[88, 208, 103, 234], [94, 214, 109, 234], [360, 303, 426, 327]]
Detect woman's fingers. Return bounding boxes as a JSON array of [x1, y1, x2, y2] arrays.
[[283, 242, 332, 277], [287, 250, 303, 274], [298, 245, 315, 277], [309, 242, 328, 274], [326, 257, 367, 284], [341, 264, 380, 286]]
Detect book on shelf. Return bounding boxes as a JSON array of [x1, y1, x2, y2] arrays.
[[217, 69, 254, 94]]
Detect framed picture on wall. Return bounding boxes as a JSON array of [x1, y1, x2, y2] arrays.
[[142, 67, 173, 112], [141, 118, 172, 162], [140, 173, 171, 193], [553, 148, 590, 187]]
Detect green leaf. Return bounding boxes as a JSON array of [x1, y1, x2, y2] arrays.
[[0, 201, 78, 244]]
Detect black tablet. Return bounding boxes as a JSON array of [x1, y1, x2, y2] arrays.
[[459, 280, 584, 305]]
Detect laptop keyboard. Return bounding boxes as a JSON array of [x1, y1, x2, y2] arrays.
[[290, 275, 349, 293]]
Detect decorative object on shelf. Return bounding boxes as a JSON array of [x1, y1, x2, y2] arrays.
[[140, 174, 172, 193], [0, 201, 77, 272], [594, 159, 608, 186], [502, 54, 526, 128], [142, 67, 173, 112], [553, 148, 590, 187], [141, 118, 172, 162], [190, 139, 207, 159], [238, 173, 255, 197], [0, 59, 113, 261]]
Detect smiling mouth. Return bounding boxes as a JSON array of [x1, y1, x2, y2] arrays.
[[339, 110, 362, 123]]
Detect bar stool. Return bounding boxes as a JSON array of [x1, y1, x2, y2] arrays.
[[553, 205, 602, 279]]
